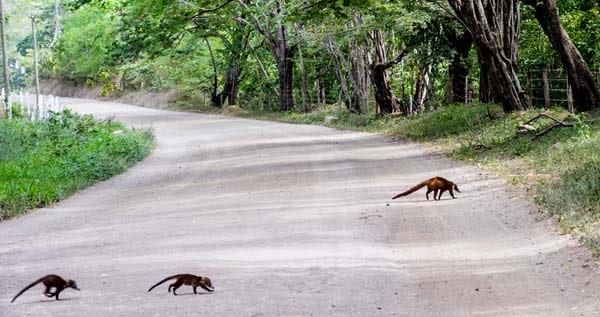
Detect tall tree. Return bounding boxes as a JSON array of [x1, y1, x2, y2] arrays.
[[369, 29, 407, 115], [477, 0, 521, 103], [237, 0, 296, 111], [523, 0, 600, 111], [444, 26, 472, 103], [448, 0, 528, 112]]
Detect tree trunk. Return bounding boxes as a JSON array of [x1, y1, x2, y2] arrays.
[[445, 29, 472, 103], [448, 0, 527, 112], [369, 30, 406, 115], [269, 25, 295, 111], [346, 14, 369, 114], [327, 36, 352, 111], [349, 41, 369, 114], [477, 50, 496, 103], [205, 29, 247, 108], [296, 24, 310, 113], [225, 67, 241, 106], [523, 0, 600, 111], [297, 45, 310, 112], [237, 0, 294, 111], [479, 0, 520, 104], [205, 38, 225, 107], [412, 64, 432, 114]]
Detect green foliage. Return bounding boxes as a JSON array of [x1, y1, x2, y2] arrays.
[[535, 128, 600, 250], [0, 110, 154, 220], [385, 103, 500, 139], [520, 3, 600, 68], [53, 4, 116, 81]]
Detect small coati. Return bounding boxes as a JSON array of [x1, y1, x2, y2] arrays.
[[11, 274, 79, 303], [148, 274, 214, 295], [392, 176, 460, 200]]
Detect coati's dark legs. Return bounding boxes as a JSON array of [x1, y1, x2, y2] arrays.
[[55, 288, 63, 300], [193, 286, 198, 294], [433, 189, 439, 200], [170, 280, 183, 295], [449, 189, 455, 199], [437, 189, 446, 200], [426, 188, 432, 200]]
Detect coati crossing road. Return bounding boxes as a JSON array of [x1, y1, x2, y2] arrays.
[[392, 176, 460, 201], [148, 274, 214, 295], [11, 274, 79, 303]]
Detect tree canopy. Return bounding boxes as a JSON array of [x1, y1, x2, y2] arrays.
[[4, 0, 600, 113]]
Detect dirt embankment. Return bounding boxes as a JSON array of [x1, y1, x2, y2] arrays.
[[39, 79, 179, 110]]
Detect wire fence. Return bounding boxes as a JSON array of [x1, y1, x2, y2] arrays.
[[524, 68, 574, 111], [231, 67, 583, 114]]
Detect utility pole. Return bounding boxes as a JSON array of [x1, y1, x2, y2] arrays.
[[31, 16, 40, 112], [0, 0, 10, 109]]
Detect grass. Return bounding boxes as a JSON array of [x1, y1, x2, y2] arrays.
[[0, 110, 154, 220], [221, 102, 600, 253]]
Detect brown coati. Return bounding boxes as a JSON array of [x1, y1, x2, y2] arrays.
[[11, 274, 79, 303], [148, 274, 214, 295], [392, 176, 460, 200]]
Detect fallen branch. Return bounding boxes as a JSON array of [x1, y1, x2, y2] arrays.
[[522, 113, 571, 126], [533, 122, 574, 139], [516, 113, 574, 139]]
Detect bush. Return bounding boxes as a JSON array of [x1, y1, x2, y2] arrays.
[[0, 110, 154, 220]]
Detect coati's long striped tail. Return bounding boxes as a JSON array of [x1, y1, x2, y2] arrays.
[[11, 278, 44, 303], [392, 179, 431, 199], [148, 275, 180, 292]]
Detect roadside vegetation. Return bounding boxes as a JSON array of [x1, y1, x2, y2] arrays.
[[0, 110, 154, 220]]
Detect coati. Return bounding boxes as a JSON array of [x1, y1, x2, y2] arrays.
[[148, 274, 214, 295], [392, 176, 460, 200], [11, 274, 79, 303]]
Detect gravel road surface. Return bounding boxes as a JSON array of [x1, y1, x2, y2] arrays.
[[2, 99, 600, 316]]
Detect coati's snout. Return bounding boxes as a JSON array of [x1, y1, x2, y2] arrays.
[[202, 277, 214, 292], [454, 184, 460, 193], [68, 280, 80, 290]]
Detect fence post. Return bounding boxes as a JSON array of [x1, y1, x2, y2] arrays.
[[526, 70, 533, 105], [464, 75, 469, 105], [542, 67, 551, 108], [6, 91, 11, 119], [567, 77, 574, 113], [267, 90, 272, 112], [258, 87, 264, 112]]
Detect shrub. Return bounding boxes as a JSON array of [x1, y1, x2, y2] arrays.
[[0, 110, 154, 220]]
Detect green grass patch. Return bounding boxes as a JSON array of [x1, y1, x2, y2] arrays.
[[0, 110, 154, 220], [223, 102, 600, 253]]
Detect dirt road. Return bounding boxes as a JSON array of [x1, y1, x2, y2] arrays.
[[2, 99, 600, 316]]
